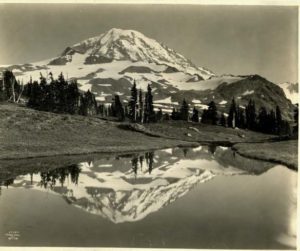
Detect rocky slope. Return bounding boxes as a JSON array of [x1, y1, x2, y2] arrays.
[[279, 82, 298, 104]]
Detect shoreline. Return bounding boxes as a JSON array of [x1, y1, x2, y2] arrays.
[[235, 150, 297, 171], [0, 140, 199, 161], [1, 138, 297, 171], [233, 140, 298, 171]]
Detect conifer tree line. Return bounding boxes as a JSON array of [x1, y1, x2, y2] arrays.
[[22, 72, 98, 116], [102, 81, 158, 123], [0, 70, 296, 136], [223, 98, 292, 135]]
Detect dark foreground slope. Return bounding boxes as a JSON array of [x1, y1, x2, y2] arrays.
[[0, 103, 297, 170]]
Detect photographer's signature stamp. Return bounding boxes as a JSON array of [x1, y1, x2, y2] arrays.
[[5, 231, 20, 240]]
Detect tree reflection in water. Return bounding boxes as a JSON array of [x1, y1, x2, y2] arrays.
[[40, 164, 81, 189], [131, 152, 154, 176]]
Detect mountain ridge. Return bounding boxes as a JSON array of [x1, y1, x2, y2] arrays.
[[0, 28, 296, 120]]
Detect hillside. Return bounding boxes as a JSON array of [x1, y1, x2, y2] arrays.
[[0, 103, 196, 159], [279, 82, 298, 104]]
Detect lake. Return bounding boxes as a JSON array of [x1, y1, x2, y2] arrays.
[[0, 145, 297, 249]]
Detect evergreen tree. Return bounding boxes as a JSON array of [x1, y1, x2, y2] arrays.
[[276, 105, 282, 134], [129, 80, 138, 122], [80, 90, 97, 116], [220, 113, 226, 127], [268, 109, 276, 134], [124, 104, 129, 118], [112, 95, 125, 121], [138, 88, 143, 122], [191, 107, 199, 122], [201, 109, 209, 124], [180, 99, 189, 121], [204, 101, 218, 125], [201, 101, 218, 125], [24, 76, 33, 98], [97, 104, 104, 116], [245, 99, 257, 130], [236, 107, 246, 129], [279, 120, 292, 136], [209, 101, 218, 125], [143, 84, 155, 123], [258, 106, 268, 133], [156, 108, 163, 122], [171, 107, 180, 120], [228, 98, 237, 128], [57, 72, 68, 112], [163, 113, 170, 121], [66, 80, 80, 114], [28, 81, 41, 108]]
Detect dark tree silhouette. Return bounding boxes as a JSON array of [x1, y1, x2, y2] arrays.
[[163, 113, 170, 121], [201, 101, 218, 125], [138, 88, 143, 122], [236, 107, 246, 129], [220, 113, 226, 127], [129, 80, 138, 122], [245, 99, 257, 130], [191, 107, 199, 122], [258, 106, 268, 133], [156, 108, 163, 122], [276, 105, 283, 134], [143, 84, 155, 123], [171, 107, 180, 120], [227, 98, 237, 128], [111, 94, 125, 121], [180, 99, 189, 121]]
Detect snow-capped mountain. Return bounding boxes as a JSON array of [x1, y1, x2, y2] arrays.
[[0, 28, 295, 120], [278, 82, 298, 104], [53, 28, 214, 78]]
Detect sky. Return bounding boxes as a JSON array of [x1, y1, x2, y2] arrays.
[[0, 4, 298, 83]]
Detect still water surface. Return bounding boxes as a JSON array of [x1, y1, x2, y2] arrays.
[[0, 146, 297, 249]]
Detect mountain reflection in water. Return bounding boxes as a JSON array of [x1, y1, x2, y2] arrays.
[[0, 146, 275, 224]]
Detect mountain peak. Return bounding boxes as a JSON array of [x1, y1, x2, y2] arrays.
[[55, 28, 214, 78]]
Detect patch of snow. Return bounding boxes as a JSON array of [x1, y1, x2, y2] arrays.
[[154, 96, 178, 105], [96, 96, 106, 101], [79, 83, 92, 92], [192, 99, 201, 104], [194, 104, 209, 110], [98, 84, 112, 87], [219, 100, 227, 105], [242, 90, 254, 96]]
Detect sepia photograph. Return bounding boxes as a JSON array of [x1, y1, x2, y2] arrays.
[[0, 1, 298, 250]]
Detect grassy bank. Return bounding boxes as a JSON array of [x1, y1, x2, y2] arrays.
[[142, 121, 276, 144], [0, 103, 197, 159], [0, 103, 297, 171], [233, 140, 298, 170]]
